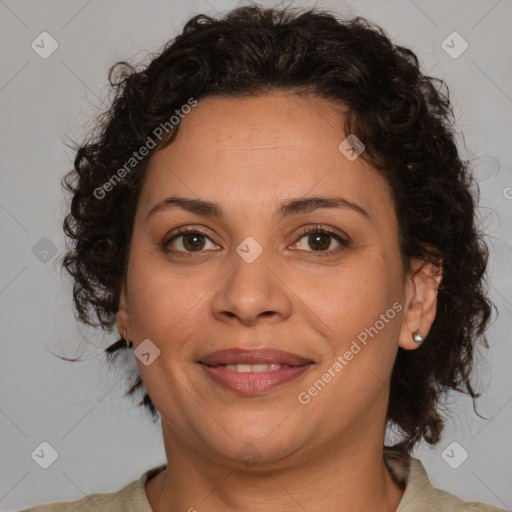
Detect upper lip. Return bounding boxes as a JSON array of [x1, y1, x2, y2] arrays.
[[199, 348, 313, 367]]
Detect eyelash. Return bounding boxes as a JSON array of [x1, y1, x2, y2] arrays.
[[163, 224, 351, 257]]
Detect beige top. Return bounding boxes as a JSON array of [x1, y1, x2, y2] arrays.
[[18, 448, 506, 511]]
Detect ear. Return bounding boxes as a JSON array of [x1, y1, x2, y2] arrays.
[[398, 257, 443, 350], [115, 279, 132, 342]]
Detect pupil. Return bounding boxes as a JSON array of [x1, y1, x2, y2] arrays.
[[185, 234, 204, 251], [310, 233, 329, 250]]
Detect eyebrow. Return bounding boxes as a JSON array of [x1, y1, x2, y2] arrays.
[[146, 195, 371, 222]]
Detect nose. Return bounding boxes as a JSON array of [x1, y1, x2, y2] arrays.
[[209, 248, 293, 326]]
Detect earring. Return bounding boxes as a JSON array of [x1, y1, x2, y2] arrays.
[[125, 339, 133, 348], [412, 329, 423, 344]]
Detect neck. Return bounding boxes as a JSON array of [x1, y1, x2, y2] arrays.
[[146, 424, 405, 512]]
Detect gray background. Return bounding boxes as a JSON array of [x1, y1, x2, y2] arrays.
[[1, 0, 511, 510]]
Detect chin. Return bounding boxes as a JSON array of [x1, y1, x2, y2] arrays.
[[213, 441, 301, 470], [201, 423, 309, 469]]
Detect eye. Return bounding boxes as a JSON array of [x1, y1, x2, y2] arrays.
[[163, 226, 219, 254], [292, 225, 351, 255], [163, 224, 351, 256]]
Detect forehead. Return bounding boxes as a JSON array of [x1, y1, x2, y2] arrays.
[[138, 93, 395, 226]]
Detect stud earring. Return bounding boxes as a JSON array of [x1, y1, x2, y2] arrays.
[[412, 329, 423, 344]]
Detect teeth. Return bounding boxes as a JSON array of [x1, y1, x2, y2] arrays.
[[225, 363, 282, 373]]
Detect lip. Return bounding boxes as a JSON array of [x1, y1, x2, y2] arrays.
[[200, 348, 313, 367], [198, 348, 313, 395]]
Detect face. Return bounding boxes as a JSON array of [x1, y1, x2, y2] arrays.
[[116, 92, 440, 468]]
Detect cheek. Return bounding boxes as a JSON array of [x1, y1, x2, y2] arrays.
[[297, 259, 401, 414], [126, 250, 208, 343], [298, 253, 398, 344]]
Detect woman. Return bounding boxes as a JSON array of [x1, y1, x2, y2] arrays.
[[20, 4, 506, 511]]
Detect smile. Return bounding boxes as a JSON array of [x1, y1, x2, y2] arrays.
[[198, 362, 312, 395], [224, 363, 282, 372]]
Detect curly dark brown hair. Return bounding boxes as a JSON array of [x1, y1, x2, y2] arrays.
[[60, 4, 494, 455]]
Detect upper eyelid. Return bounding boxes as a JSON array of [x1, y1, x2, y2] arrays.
[[165, 224, 349, 250], [166, 225, 217, 242]]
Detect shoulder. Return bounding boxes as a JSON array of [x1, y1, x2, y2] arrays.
[[384, 447, 507, 512], [17, 464, 167, 512], [422, 484, 508, 512]]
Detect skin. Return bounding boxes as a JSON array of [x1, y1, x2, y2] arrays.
[[116, 92, 442, 512]]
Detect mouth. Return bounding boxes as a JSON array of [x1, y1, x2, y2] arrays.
[[198, 348, 314, 395]]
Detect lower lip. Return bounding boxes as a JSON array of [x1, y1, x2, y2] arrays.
[[199, 363, 312, 395]]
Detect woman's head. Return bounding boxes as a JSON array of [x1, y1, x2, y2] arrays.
[[62, 5, 492, 458]]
